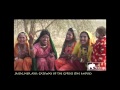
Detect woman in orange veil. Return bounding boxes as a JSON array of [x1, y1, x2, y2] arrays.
[[14, 32, 32, 71]]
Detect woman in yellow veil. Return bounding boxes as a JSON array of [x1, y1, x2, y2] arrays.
[[66, 31, 95, 71]]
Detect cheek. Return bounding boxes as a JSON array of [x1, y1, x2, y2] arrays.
[[84, 38, 89, 43], [66, 35, 69, 38], [70, 36, 73, 39], [86, 39, 89, 43], [17, 38, 20, 42], [40, 38, 45, 42], [24, 38, 27, 41], [96, 32, 99, 37]]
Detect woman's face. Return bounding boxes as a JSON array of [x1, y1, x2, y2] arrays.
[[80, 32, 89, 45], [95, 30, 100, 38], [66, 31, 73, 41], [17, 33, 27, 44], [40, 34, 49, 45]]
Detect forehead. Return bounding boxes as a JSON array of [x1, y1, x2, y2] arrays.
[[80, 32, 88, 36], [67, 31, 73, 34], [18, 33, 26, 37], [41, 34, 49, 37]]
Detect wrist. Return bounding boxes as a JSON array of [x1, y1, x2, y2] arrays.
[[15, 57, 18, 60]]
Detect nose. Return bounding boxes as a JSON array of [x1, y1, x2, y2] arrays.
[[20, 37, 24, 41], [81, 36, 84, 40], [66, 34, 69, 37], [44, 37, 48, 41]]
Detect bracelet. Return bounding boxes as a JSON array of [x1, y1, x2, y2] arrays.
[[15, 57, 18, 60], [30, 48, 33, 50]]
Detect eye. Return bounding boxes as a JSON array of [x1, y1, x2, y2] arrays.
[[84, 36, 86, 38]]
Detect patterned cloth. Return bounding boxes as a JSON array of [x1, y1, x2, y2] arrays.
[[91, 36, 106, 70]]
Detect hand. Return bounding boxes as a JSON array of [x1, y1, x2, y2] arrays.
[[29, 33, 34, 44], [14, 57, 18, 61], [70, 54, 77, 61], [80, 57, 87, 63], [49, 52, 54, 57], [70, 59, 73, 63]]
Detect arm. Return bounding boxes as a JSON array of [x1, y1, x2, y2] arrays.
[[29, 34, 36, 58], [72, 42, 79, 55], [59, 44, 66, 58], [49, 46, 55, 57], [69, 42, 80, 60], [29, 44, 35, 58], [98, 41, 106, 62], [14, 44, 20, 61], [88, 46, 93, 62]]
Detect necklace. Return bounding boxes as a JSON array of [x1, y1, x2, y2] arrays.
[[40, 45, 47, 48], [39, 42, 48, 48], [80, 46, 88, 62], [18, 44, 27, 58]]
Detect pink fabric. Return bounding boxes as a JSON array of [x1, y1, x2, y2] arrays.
[[33, 43, 55, 71]]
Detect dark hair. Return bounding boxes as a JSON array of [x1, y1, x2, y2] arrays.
[[34, 29, 50, 45], [60, 28, 77, 57], [80, 31, 90, 39], [96, 26, 106, 36], [67, 28, 76, 42]]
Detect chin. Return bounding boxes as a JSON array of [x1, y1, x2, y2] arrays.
[[81, 43, 86, 45], [20, 43, 25, 45], [43, 43, 47, 45], [66, 39, 70, 41]]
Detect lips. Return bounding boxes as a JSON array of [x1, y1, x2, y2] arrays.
[[66, 38, 71, 40], [81, 40, 85, 43], [20, 41, 25, 44], [43, 41, 47, 43]]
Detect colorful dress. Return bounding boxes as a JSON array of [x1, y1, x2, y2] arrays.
[[69, 31, 95, 71], [14, 43, 32, 71], [33, 43, 56, 71], [55, 42, 76, 71], [69, 42, 93, 71], [91, 36, 106, 70]]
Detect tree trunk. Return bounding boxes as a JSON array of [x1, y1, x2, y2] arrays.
[[23, 20, 29, 34]]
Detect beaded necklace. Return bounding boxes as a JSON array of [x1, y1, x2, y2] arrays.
[[80, 45, 88, 63]]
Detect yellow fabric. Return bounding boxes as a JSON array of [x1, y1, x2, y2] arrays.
[[72, 31, 95, 62]]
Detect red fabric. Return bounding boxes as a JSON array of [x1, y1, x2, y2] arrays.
[[91, 36, 106, 69], [55, 58, 67, 70], [55, 42, 76, 71], [55, 41, 87, 71], [58, 60, 86, 71]]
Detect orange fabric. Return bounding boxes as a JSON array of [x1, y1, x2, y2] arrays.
[[64, 42, 76, 54], [14, 42, 32, 71], [14, 43, 29, 58], [14, 58, 23, 71], [55, 42, 77, 71], [14, 57, 32, 71], [55, 58, 67, 70]]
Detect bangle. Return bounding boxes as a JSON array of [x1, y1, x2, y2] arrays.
[[15, 57, 18, 60], [30, 48, 33, 50]]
